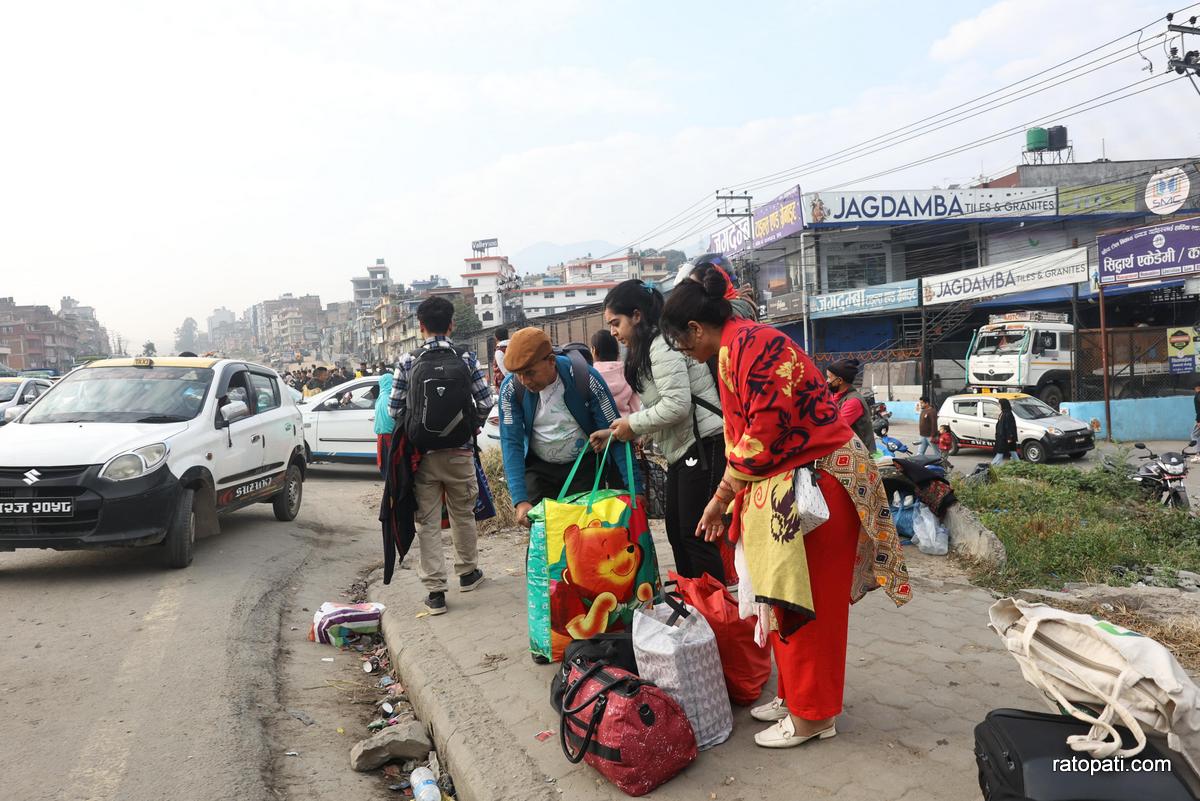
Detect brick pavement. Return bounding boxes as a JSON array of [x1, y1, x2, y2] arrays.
[[372, 523, 1046, 801]]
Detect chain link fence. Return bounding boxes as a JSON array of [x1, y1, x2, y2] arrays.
[[1075, 327, 1196, 402]]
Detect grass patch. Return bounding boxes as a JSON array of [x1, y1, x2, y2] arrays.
[[478, 447, 519, 534], [954, 461, 1200, 594]]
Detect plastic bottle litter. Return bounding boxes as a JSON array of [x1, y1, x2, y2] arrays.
[[410, 767, 440, 801]]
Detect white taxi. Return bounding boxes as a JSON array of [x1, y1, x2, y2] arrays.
[[938, 391, 1094, 463], [0, 357, 306, 567]]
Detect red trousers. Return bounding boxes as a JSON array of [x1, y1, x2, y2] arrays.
[[771, 469, 860, 721]]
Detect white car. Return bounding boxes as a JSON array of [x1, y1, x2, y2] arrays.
[[937, 392, 1095, 463], [300, 378, 384, 464], [0, 356, 306, 567], [0, 376, 54, 425]]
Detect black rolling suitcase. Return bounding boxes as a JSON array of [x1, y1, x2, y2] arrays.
[[974, 708, 1199, 801]]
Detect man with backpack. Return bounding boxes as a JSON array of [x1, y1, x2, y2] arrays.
[[498, 327, 640, 528], [388, 296, 494, 616]]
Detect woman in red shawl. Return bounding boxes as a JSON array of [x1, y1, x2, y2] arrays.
[[660, 263, 910, 749]]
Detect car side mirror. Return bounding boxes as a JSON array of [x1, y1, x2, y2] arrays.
[[21, 392, 36, 403], [3, 406, 23, 422], [219, 400, 251, 425]]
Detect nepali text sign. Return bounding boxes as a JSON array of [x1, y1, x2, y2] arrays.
[[809, 279, 920, 319], [752, 186, 804, 248], [708, 186, 804, 255], [922, 248, 1088, 306], [804, 187, 1057, 226], [1097, 219, 1200, 286]]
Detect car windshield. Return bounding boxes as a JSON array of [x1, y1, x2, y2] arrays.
[[1011, 397, 1058, 420], [972, 330, 1029, 356], [21, 366, 213, 424], [0, 384, 18, 402]]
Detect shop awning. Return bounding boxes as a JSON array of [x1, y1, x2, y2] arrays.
[[975, 279, 1183, 307]]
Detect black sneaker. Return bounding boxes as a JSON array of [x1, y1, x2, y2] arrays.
[[531, 653, 550, 665], [424, 592, 447, 616], [459, 569, 485, 592]]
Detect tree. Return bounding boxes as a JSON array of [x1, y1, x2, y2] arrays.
[[174, 317, 199, 353], [142, 341, 157, 356], [639, 247, 688, 272], [452, 299, 482, 338]]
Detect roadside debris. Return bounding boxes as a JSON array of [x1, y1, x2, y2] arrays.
[[349, 721, 432, 771], [308, 601, 386, 646], [287, 708, 316, 726]]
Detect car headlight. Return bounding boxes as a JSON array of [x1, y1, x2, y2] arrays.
[[1046, 427, 1063, 436], [101, 443, 168, 481]]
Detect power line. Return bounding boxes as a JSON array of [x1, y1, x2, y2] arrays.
[[607, 6, 1197, 259]]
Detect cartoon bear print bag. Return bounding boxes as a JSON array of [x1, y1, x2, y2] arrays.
[[527, 441, 662, 663]]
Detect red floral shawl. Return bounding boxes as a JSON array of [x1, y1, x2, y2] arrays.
[[718, 319, 851, 481]]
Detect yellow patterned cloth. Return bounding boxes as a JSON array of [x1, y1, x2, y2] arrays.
[[814, 436, 911, 607]]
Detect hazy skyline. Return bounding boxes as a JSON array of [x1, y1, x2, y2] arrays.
[[2, 0, 1194, 350]]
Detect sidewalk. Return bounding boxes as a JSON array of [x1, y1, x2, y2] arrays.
[[372, 524, 1046, 801]]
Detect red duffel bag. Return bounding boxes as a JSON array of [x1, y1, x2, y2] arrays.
[[671, 570, 771, 706], [559, 658, 697, 796]]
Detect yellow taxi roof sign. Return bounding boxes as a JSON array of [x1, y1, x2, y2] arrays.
[[87, 357, 220, 369]]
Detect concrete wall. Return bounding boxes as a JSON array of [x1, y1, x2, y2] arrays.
[[1059, 395, 1195, 442], [882, 401, 921, 422]]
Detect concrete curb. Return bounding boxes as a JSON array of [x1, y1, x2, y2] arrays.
[[371, 582, 557, 801], [945, 502, 1007, 570]]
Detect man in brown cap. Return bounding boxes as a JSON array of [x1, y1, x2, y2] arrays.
[[497, 327, 639, 528]]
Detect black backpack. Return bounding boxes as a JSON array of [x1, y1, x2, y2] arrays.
[[404, 346, 476, 451]]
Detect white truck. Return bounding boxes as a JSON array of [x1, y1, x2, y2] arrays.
[[965, 311, 1076, 408]]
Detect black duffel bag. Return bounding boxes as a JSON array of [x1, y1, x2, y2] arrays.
[[550, 632, 637, 714]]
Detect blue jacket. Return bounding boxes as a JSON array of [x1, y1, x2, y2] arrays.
[[374, 373, 395, 435], [498, 355, 639, 505]]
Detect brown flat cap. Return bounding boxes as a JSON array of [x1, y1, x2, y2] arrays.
[[504, 327, 553, 372]]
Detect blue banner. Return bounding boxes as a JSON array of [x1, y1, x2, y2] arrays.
[[808, 279, 920, 319]]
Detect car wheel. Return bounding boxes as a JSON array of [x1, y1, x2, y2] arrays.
[[948, 432, 960, 456], [1022, 440, 1046, 464], [162, 487, 196, 569], [273, 465, 303, 522]]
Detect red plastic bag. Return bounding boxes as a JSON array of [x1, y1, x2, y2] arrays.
[[670, 571, 770, 706]]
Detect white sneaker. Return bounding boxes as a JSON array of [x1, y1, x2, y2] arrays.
[[750, 696, 789, 722], [754, 716, 837, 749]]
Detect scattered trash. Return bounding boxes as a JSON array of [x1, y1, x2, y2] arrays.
[[415, 611, 429, 619], [379, 676, 396, 688], [410, 766, 440, 801], [534, 730, 554, 742], [285, 751, 299, 757], [438, 774, 456, 797], [723, 776, 735, 785], [321, 657, 335, 663], [337, 727, 345, 735], [363, 660, 376, 674], [368, 719, 388, 731], [381, 702, 396, 716], [383, 765, 403, 779], [308, 602, 386, 647], [287, 709, 316, 726]]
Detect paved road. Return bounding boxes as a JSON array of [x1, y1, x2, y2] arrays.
[[0, 463, 387, 801]]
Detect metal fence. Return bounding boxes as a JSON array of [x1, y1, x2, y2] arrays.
[[1075, 327, 1195, 402]]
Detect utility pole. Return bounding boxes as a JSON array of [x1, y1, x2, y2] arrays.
[[1167, 14, 1200, 76], [716, 190, 754, 288]]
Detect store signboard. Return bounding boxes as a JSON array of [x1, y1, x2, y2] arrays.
[[1097, 218, 1200, 286], [922, 248, 1088, 305], [803, 187, 1058, 226], [808, 279, 920, 319], [708, 186, 804, 256]]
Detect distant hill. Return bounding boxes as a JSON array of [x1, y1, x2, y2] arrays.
[[511, 240, 621, 274]]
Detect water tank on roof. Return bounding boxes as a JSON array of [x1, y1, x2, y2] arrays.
[[1026, 127, 1049, 151], [1048, 125, 1068, 151]]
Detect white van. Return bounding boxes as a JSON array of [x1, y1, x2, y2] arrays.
[[0, 357, 306, 567]]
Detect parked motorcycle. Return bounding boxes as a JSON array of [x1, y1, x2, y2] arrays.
[[872, 403, 891, 437], [1129, 442, 1194, 510]]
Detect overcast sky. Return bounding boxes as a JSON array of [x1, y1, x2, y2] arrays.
[[1, 0, 1195, 350]]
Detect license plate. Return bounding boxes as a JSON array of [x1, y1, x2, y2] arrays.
[[1075, 437, 1088, 443], [0, 499, 74, 517]]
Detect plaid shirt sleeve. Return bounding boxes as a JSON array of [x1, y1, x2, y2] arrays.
[[387, 354, 414, 423], [464, 350, 494, 418]]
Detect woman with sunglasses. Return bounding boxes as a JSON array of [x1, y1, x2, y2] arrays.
[[588, 279, 728, 581], [659, 264, 911, 750]]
